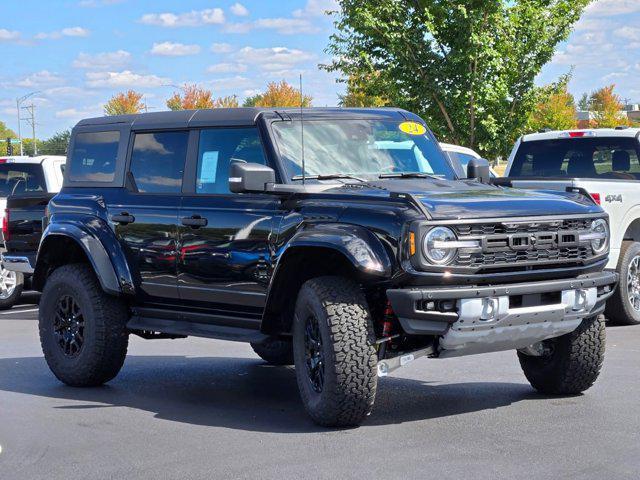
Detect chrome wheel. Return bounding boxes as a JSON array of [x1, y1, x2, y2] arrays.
[[0, 265, 18, 300], [627, 255, 640, 311]]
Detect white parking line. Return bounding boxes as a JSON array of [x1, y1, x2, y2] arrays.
[[0, 307, 39, 315]]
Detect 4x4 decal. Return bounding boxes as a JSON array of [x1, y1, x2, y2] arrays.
[[605, 194, 622, 203]]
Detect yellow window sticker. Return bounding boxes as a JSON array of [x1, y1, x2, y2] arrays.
[[398, 121, 426, 136]]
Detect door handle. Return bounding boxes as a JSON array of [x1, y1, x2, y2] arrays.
[[112, 212, 135, 224], [181, 215, 208, 228]]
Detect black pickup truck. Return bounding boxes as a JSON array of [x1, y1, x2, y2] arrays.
[[3, 108, 618, 427]]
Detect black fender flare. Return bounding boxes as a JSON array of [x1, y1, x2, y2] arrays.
[[261, 223, 393, 332], [275, 223, 393, 278], [34, 220, 134, 296]]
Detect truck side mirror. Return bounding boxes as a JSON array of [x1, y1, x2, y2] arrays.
[[229, 161, 276, 193], [467, 158, 491, 184]]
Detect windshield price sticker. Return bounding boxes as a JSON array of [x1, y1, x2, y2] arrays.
[[398, 121, 427, 136]]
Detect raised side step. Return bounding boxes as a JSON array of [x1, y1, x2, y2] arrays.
[[127, 316, 268, 344]]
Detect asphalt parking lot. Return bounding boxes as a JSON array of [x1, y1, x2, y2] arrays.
[[1, 294, 639, 480]]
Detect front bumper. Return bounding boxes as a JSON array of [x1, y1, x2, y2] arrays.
[[387, 271, 617, 357]]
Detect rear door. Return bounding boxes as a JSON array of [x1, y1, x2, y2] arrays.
[[177, 126, 281, 325], [111, 130, 190, 305]]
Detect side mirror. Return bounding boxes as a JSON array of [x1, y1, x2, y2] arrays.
[[229, 161, 276, 193], [467, 158, 491, 183]]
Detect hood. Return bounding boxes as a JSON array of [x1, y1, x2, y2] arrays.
[[335, 178, 602, 220]]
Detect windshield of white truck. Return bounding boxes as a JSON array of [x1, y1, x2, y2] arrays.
[[510, 137, 640, 180], [0, 164, 46, 196], [271, 119, 456, 181]]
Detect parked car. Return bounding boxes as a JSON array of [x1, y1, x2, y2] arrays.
[[3, 108, 616, 427], [439, 142, 499, 178], [0, 155, 65, 308], [503, 127, 640, 325]]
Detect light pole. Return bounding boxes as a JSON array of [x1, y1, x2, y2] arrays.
[[16, 91, 39, 156]]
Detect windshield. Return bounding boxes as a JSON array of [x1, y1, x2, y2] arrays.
[[510, 137, 640, 180], [271, 119, 456, 180], [0, 163, 46, 196]]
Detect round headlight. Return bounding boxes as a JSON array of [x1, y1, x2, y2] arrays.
[[590, 218, 609, 254], [423, 227, 457, 265]]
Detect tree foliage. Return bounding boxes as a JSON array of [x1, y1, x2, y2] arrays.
[[339, 72, 390, 107], [40, 130, 71, 155], [167, 84, 214, 110], [0, 121, 18, 155], [588, 84, 631, 128], [325, 0, 591, 157], [104, 90, 145, 116], [527, 77, 577, 132], [245, 81, 312, 108], [213, 95, 239, 108]]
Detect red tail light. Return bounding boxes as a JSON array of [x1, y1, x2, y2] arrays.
[[569, 131, 585, 138], [2, 208, 9, 241], [590, 193, 601, 205]]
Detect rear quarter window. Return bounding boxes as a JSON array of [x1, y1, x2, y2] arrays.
[[68, 131, 120, 183]]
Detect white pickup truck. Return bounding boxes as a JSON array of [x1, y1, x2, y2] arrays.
[[0, 155, 65, 308], [504, 128, 640, 325]]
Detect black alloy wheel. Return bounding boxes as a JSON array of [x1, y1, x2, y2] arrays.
[[53, 294, 85, 358]]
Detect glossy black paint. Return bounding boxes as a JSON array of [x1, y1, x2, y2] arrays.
[[28, 108, 609, 338]]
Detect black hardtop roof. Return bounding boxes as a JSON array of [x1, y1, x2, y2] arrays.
[[74, 107, 422, 130]]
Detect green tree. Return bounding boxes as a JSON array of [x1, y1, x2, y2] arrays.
[[527, 77, 577, 132], [213, 95, 239, 108], [577, 92, 590, 110], [242, 93, 263, 107], [0, 121, 18, 155], [21, 138, 45, 157], [40, 130, 71, 155], [339, 72, 390, 107], [589, 84, 631, 128], [325, 0, 591, 157]]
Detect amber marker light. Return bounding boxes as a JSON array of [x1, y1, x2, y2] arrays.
[[409, 232, 416, 256]]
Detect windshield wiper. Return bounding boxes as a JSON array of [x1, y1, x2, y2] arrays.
[[291, 174, 367, 183], [378, 172, 443, 180]]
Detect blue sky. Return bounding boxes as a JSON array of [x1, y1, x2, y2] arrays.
[[1, 0, 639, 138]]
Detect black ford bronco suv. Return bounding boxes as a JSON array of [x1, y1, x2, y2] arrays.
[[25, 108, 617, 427]]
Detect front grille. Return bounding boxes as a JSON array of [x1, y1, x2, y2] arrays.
[[452, 217, 598, 271]]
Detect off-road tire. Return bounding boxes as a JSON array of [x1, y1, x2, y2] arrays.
[[251, 337, 293, 365], [292, 276, 378, 427], [0, 268, 23, 310], [605, 240, 640, 325], [39, 263, 129, 387], [518, 315, 605, 395]]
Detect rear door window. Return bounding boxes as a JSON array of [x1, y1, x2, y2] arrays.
[[511, 137, 640, 179], [68, 131, 120, 183], [129, 131, 189, 194]]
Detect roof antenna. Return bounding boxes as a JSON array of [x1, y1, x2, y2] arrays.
[[299, 73, 306, 185]]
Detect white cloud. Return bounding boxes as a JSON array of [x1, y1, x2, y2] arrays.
[[72, 50, 131, 70], [254, 18, 318, 35], [236, 47, 315, 70], [211, 42, 233, 53], [140, 8, 225, 27], [293, 0, 337, 18], [230, 3, 249, 17], [614, 26, 640, 42], [35, 26, 89, 40], [207, 63, 247, 74], [585, 0, 640, 16], [85, 70, 170, 88], [0, 29, 20, 42], [150, 42, 201, 56], [208, 75, 254, 90], [55, 104, 102, 119], [16, 70, 65, 88]]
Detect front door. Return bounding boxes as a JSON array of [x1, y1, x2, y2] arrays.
[[111, 130, 189, 305], [177, 127, 281, 325]]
